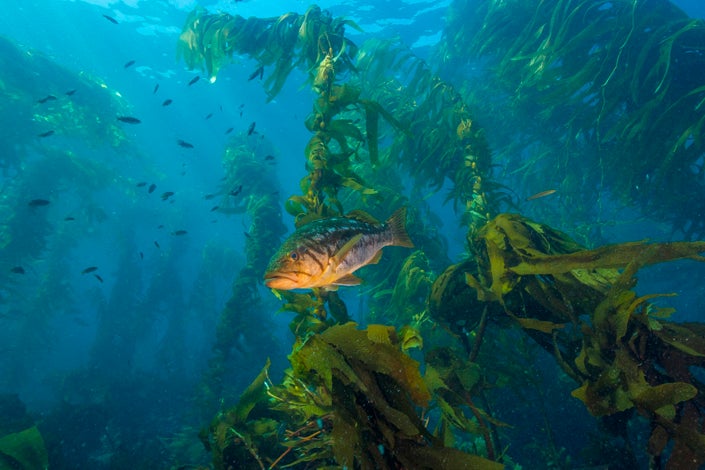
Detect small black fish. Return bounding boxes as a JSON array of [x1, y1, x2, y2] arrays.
[[81, 266, 98, 274], [238, 103, 245, 109], [64, 216, 75, 221], [28, 199, 50, 207], [204, 113, 213, 120], [248, 65, 264, 81], [229, 185, 242, 196], [162, 99, 172, 106], [37, 95, 57, 104], [172, 230, 188, 236], [244, 232, 251, 239], [38, 130, 55, 138], [161, 191, 174, 201], [65, 89, 77, 96], [139, 252, 144, 260], [153, 83, 159, 94], [188, 75, 200, 86], [157, 224, 164, 229], [148, 183, 156, 194], [94, 274, 104, 283], [10, 266, 25, 274], [264, 155, 275, 161], [247, 121, 256, 135], [136, 181, 147, 187], [210, 205, 219, 212], [117, 116, 141, 124], [204, 194, 216, 200], [102, 14, 118, 24], [154, 241, 160, 249], [177, 139, 194, 149], [124, 60, 135, 68], [225, 127, 234, 134]]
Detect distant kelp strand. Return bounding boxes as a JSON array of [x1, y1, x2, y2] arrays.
[[438, 0, 705, 238], [197, 135, 287, 413], [0, 36, 131, 170]]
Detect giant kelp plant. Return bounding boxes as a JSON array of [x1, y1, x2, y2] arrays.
[[179, 3, 705, 469], [436, 0, 705, 241]]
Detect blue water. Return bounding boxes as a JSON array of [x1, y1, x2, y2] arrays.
[[1, 0, 704, 468]]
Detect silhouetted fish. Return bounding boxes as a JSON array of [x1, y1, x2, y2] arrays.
[[38, 130, 55, 138], [248, 65, 264, 81], [172, 230, 188, 236], [526, 189, 557, 201], [65, 89, 77, 96], [64, 216, 75, 221], [94, 274, 104, 283], [124, 60, 135, 68], [139, 252, 144, 260], [204, 113, 212, 120], [247, 121, 256, 135], [148, 183, 156, 193], [161, 191, 174, 201], [204, 194, 216, 200], [10, 266, 25, 274], [264, 155, 275, 161], [117, 116, 141, 124], [81, 266, 98, 274], [136, 181, 147, 187], [37, 95, 57, 104], [28, 199, 50, 207], [188, 75, 200, 86], [154, 241, 160, 249], [162, 99, 172, 106], [229, 185, 242, 196], [102, 14, 118, 24], [225, 127, 234, 134], [153, 83, 159, 94], [210, 205, 219, 212], [177, 139, 194, 148]]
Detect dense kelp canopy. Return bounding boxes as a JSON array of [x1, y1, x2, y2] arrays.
[[176, 2, 705, 469], [436, 0, 705, 241]]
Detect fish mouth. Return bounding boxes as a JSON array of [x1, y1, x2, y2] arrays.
[[263, 272, 295, 287]]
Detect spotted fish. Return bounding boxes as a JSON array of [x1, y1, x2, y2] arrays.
[[264, 208, 414, 290]]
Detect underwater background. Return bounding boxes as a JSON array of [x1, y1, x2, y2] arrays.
[[2, 0, 705, 468]]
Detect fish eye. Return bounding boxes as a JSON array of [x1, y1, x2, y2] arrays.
[[289, 251, 298, 260]]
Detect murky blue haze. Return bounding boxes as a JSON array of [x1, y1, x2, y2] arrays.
[[1, 0, 704, 468]]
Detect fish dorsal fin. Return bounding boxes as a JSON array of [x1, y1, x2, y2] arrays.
[[346, 210, 380, 225], [332, 233, 364, 264], [333, 273, 363, 286]]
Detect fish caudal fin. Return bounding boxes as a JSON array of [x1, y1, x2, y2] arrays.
[[386, 207, 414, 248]]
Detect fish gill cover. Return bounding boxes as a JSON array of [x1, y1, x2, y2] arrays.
[[1, 0, 705, 469]]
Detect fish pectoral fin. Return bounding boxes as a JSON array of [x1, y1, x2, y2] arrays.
[[334, 273, 363, 286], [369, 250, 383, 265], [332, 233, 364, 265]]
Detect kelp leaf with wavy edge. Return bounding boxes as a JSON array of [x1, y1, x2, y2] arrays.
[[0, 426, 48, 470], [509, 240, 705, 276], [227, 358, 271, 425]]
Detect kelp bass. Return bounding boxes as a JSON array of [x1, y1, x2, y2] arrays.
[[264, 208, 414, 290]]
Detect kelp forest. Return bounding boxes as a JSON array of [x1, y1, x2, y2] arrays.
[[2, 0, 705, 469]]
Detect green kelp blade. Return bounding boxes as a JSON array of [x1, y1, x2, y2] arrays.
[[229, 358, 271, 424], [0, 426, 48, 470], [509, 241, 705, 276]]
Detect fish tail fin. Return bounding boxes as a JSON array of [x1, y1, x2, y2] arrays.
[[386, 207, 414, 248]]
